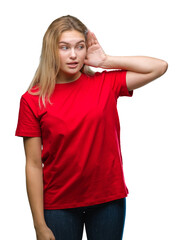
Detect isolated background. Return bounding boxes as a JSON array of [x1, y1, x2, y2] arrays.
[[1, 0, 182, 239]]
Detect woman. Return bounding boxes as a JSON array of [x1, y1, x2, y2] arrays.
[[15, 15, 168, 240]]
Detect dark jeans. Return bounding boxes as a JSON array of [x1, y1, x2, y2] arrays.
[[44, 197, 126, 240]]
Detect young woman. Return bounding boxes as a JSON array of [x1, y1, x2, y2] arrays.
[[15, 15, 168, 240]]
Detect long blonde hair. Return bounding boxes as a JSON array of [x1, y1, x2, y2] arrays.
[[27, 15, 95, 109]]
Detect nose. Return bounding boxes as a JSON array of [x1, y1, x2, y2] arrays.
[[70, 48, 77, 59]]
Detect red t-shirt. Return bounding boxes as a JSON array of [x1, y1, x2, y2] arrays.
[[15, 70, 133, 209]]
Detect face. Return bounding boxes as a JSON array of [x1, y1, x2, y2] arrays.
[[58, 30, 87, 79]]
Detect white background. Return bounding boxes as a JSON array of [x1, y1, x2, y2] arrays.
[[1, 0, 182, 239]]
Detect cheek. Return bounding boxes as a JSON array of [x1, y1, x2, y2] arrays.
[[59, 51, 66, 59], [81, 50, 87, 60]]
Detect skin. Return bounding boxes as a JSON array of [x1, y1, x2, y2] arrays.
[[57, 29, 168, 88], [23, 136, 55, 240], [56, 30, 87, 83], [24, 29, 168, 240]]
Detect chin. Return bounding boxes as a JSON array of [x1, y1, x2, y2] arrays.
[[62, 69, 79, 77], [68, 65, 83, 73]]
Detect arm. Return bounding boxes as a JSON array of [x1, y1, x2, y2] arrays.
[[84, 31, 168, 91], [100, 55, 168, 91], [23, 137, 55, 240]]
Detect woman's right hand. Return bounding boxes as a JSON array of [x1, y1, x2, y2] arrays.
[[35, 224, 55, 240]]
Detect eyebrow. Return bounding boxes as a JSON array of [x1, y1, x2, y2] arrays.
[[58, 40, 85, 45]]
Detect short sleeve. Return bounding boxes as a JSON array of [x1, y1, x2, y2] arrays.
[[103, 70, 133, 99], [15, 95, 41, 137]]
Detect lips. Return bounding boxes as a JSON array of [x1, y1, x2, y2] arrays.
[[67, 62, 78, 68], [67, 62, 78, 65]]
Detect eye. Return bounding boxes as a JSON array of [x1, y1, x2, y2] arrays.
[[59, 46, 69, 50], [77, 45, 85, 49]]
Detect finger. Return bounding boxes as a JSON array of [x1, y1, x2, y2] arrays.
[[91, 33, 96, 46], [87, 30, 98, 47], [87, 30, 94, 47], [91, 32, 98, 44], [88, 31, 98, 46]]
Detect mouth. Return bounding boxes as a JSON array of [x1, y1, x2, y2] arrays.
[[67, 62, 79, 68]]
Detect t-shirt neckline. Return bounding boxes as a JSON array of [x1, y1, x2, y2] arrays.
[[55, 73, 84, 86]]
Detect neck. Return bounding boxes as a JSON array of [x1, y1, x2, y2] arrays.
[[56, 71, 81, 84]]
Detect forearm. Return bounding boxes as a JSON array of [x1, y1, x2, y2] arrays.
[[25, 163, 46, 229], [101, 55, 167, 74]]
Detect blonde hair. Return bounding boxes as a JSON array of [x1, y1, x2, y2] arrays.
[[27, 15, 95, 109]]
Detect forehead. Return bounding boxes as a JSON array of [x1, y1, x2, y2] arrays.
[[59, 30, 85, 44]]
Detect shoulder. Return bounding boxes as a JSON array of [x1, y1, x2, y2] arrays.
[[22, 85, 39, 98], [87, 70, 127, 84], [85, 70, 108, 80], [20, 85, 40, 107], [90, 70, 126, 78], [93, 70, 107, 77]]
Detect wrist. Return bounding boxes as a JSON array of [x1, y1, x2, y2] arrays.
[[34, 220, 47, 230], [99, 55, 114, 69]]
